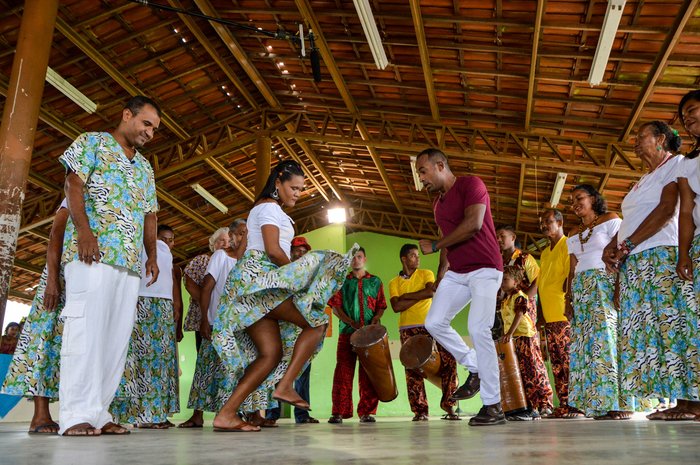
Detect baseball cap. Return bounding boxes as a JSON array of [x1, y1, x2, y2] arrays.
[[291, 236, 312, 251]]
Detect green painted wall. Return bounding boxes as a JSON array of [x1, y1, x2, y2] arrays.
[[174, 227, 518, 421]]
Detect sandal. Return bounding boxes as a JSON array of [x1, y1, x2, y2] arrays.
[[177, 419, 203, 428], [28, 422, 60, 434], [440, 413, 461, 421], [101, 422, 131, 435], [63, 422, 101, 437]]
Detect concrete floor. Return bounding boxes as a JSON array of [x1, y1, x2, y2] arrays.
[[1, 415, 698, 465]]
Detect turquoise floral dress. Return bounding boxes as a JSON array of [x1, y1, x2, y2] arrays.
[[213, 245, 358, 412]]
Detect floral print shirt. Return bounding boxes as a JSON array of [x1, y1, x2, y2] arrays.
[[59, 132, 158, 274]]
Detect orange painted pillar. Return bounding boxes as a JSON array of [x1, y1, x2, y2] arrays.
[[0, 0, 59, 323]]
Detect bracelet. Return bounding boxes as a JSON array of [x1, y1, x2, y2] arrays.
[[617, 238, 636, 256], [431, 240, 439, 253]]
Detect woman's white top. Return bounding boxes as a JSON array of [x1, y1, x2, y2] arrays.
[[138, 239, 174, 299], [567, 218, 622, 273], [245, 202, 295, 258], [205, 249, 237, 322], [676, 156, 700, 236], [618, 155, 682, 254]]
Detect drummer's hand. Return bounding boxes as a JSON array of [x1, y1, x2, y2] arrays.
[[350, 320, 361, 330], [370, 316, 381, 326]]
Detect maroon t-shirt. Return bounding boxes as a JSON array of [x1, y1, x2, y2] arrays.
[[434, 176, 503, 273]]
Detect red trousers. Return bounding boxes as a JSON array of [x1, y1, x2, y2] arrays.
[[331, 333, 379, 417]]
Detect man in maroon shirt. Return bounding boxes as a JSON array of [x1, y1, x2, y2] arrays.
[[416, 148, 505, 426]]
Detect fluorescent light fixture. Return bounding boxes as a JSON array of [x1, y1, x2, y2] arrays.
[[191, 183, 228, 214], [409, 156, 423, 191], [587, 0, 626, 86], [352, 0, 389, 70], [45, 67, 97, 114], [328, 207, 347, 224], [549, 172, 568, 207]]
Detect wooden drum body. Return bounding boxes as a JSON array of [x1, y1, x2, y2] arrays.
[[399, 334, 442, 388], [350, 324, 398, 402], [495, 339, 528, 414]]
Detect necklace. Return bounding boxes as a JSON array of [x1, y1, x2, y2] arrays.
[[578, 215, 599, 251]]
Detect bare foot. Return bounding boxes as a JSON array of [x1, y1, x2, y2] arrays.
[[213, 412, 260, 432], [272, 386, 310, 411], [63, 422, 101, 436]]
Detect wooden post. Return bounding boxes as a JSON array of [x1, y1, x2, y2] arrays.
[[255, 133, 271, 198], [0, 0, 59, 324]]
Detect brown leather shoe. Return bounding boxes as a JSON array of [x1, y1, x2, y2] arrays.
[[450, 372, 480, 400], [468, 403, 506, 426]]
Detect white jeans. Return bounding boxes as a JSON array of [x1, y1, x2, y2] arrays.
[[58, 261, 140, 434], [425, 268, 503, 405]]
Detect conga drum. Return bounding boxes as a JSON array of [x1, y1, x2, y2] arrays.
[[350, 324, 398, 402], [399, 334, 442, 388], [495, 339, 528, 415]]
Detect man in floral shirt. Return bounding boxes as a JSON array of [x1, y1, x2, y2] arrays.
[[58, 96, 160, 436], [328, 247, 387, 424]]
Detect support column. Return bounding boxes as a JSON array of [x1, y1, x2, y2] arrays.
[[0, 0, 59, 324], [255, 132, 271, 197]]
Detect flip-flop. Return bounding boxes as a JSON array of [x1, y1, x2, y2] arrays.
[[213, 422, 260, 433], [28, 422, 59, 434], [261, 419, 279, 428], [440, 413, 462, 421], [100, 422, 131, 435], [272, 396, 311, 412], [177, 420, 204, 428], [63, 422, 101, 437]]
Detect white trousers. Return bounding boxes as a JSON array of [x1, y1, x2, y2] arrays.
[[425, 268, 503, 405], [58, 261, 140, 434]]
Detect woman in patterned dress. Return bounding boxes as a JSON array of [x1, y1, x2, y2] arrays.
[[566, 185, 645, 419], [211, 160, 356, 432], [670, 91, 700, 420], [603, 121, 691, 419], [1, 201, 69, 433], [183, 227, 230, 352]]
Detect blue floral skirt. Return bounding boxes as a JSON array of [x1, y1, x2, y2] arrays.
[[619, 245, 700, 401], [569, 268, 649, 416], [110, 297, 179, 423], [213, 246, 357, 411], [1, 267, 63, 399]]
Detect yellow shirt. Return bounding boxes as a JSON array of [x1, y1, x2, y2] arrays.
[[389, 269, 435, 328], [500, 290, 536, 338], [538, 236, 570, 323]]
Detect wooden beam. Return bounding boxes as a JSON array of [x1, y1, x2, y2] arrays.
[[205, 158, 255, 203], [525, 0, 545, 131], [409, 0, 439, 121], [514, 164, 526, 230], [256, 134, 272, 197], [294, 0, 404, 213], [156, 186, 218, 232], [166, 0, 259, 109], [13, 259, 43, 275], [619, 0, 699, 141]]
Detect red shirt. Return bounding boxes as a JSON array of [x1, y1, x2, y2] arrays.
[[434, 176, 503, 273]]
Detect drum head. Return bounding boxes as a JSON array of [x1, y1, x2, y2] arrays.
[[399, 334, 434, 370], [350, 324, 387, 348]]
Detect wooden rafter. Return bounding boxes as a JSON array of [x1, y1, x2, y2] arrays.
[[294, 0, 404, 213], [620, 0, 699, 141], [409, 0, 439, 121], [524, 0, 545, 131]]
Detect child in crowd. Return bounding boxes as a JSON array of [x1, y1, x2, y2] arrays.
[[498, 265, 553, 420]]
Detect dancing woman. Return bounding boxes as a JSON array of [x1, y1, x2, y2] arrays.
[[212, 160, 356, 432]]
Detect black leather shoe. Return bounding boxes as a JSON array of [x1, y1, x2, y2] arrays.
[[469, 403, 506, 426], [450, 372, 480, 400], [328, 415, 343, 424], [359, 415, 376, 423]]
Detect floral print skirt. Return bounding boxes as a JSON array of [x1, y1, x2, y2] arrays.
[[619, 245, 700, 401], [110, 297, 179, 424], [1, 267, 63, 399], [212, 246, 356, 411], [569, 269, 648, 416]]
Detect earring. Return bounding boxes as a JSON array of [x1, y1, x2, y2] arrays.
[[656, 145, 662, 151], [271, 188, 280, 200]]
